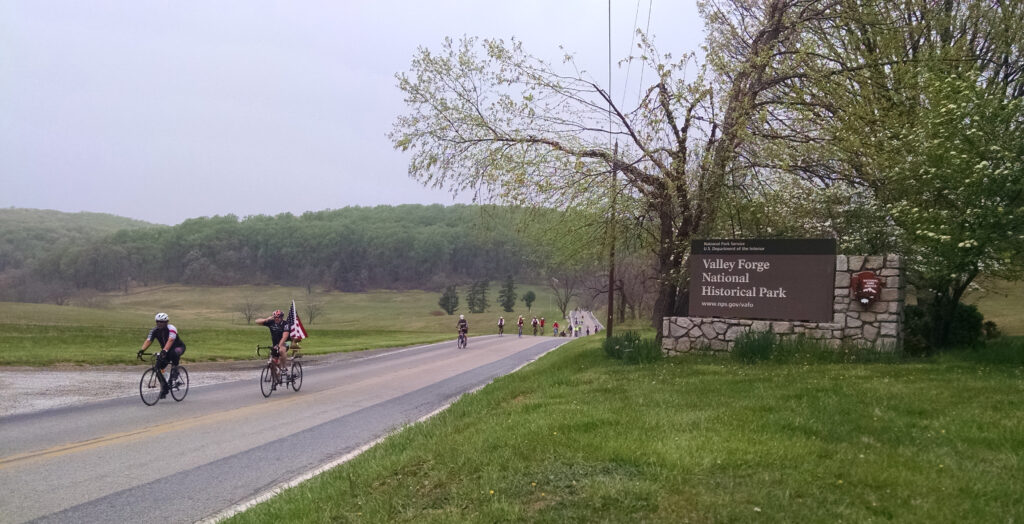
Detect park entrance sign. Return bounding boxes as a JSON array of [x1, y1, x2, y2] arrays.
[[688, 239, 836, 322]]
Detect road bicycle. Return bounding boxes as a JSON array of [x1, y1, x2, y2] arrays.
[[457, 330, 468, 349], [257, 345, 303, 397], [137, 350, 189, 406], [497, 323, 504, 336]]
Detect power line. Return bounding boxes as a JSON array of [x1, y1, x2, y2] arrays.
[[636, 0, 653, 104], [620, 0, 643, 108]]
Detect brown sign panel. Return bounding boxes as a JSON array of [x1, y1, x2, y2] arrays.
[[688, 239, 836, 322]]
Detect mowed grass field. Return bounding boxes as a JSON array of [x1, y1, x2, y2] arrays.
[[964, 278, 1024, 336], [0, 283, 564, 366], [227, 334, 1024, 523]]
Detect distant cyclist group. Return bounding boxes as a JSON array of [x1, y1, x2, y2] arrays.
[[455, 310, 595, 349]]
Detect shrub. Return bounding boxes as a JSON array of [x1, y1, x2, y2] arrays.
[[905, 302, 986, 354], [983, 320, 1001, 340], [903, 305, 932, 356], [732, 331, 904, 364], [602, 331, 662, 364], [939, 336, 1024, 366], [732, 330, 777, 363]]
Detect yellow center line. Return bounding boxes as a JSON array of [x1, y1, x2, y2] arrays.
[[0, 345, 520, 470]]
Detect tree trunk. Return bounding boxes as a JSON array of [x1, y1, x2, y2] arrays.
[[651, 200, 688, 339]]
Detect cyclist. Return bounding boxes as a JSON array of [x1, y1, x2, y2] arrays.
[[457, 314, 469, 346], [497, 316, 505, 336], [256, 309, 292, 385], [137, 312, 186, 399], [552, 321, 559, 336], [531, 316, 539, 335], [517, 315, 524, 337]]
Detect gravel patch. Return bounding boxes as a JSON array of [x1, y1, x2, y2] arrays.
[[0, 348, 397, 418], [0, 364, 260, 417]]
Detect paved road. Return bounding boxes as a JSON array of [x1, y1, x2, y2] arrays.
[[0, 333, 570, 523]]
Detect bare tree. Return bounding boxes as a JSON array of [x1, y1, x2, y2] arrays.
[[548, 275, 580, 319], [237, 297, 261, 325], [304, 299, 324, 325]]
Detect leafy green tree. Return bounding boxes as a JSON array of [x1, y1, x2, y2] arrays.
[[439, 285, 459, 315], [702, 0, 1024, 347], [521, 290, 536, 311], [390, 20, 805, 336], [498, 276, 517, 313]]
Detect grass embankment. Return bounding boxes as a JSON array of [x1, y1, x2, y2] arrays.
[[0, 283, 564, 366], [228, 335, 1024, 523]]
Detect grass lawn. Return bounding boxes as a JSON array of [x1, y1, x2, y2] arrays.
[[965, 278, 1024, 336], [0, 283, 566, 366], [227, 335, 1024, 523]]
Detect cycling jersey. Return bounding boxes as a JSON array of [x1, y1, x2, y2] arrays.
[[457, 319, 468, 333], [259, 319, 291, 346], [147, 324, 185, 350]]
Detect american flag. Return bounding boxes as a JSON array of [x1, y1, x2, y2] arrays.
[[287, 300, 307, 340]]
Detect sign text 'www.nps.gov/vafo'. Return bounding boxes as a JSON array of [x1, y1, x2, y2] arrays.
[[688, 239, 836, 322]]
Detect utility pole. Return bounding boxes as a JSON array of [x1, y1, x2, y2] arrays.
[[606, 0, 615, 339], [607, 142, 617, 339]]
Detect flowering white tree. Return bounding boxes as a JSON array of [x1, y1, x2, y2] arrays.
[[880, 71, 1023, 344]]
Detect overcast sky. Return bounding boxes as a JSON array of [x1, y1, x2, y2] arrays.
[[1, 1, 705, 225]]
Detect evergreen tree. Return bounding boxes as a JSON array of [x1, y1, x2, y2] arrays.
[[522, 290, 536, 311], [439, 285, 459, 315], [498, 275, 517, 313], [468, 279, 489, 313]]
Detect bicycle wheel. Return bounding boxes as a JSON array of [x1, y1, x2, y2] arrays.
[[170, 366, 189, 402], [290, 361, 303, 392], [139, 369, 162, 406], [260, 364, 274, 397]]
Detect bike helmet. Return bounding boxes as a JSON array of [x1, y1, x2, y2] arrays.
[[459, 314, 465, 319], [155, 312, 169, 322], [273, 309, 284, 318]]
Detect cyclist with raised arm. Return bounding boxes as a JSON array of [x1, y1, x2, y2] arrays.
[[256, 309, 291, 385], [457, 314, 469, 347], [137, 312, 186, 399]]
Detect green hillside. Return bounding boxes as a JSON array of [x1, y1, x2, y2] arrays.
[[0, 208, 158, 271]]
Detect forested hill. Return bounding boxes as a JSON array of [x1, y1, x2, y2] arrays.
[[1, 205, 558, 302], [0, 208, 157, 272]]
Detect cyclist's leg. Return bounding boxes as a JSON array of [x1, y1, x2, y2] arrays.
[[155, 352, 170, 394], [168, 347, 183, 382], [267, 355, 280, 385], [280, 351, 290, 382]]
